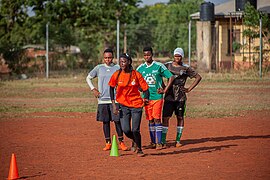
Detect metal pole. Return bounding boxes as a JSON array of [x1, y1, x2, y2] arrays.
[[188, 20, 191, 66], [259, 16, 262, 78], [117, 19, 120, 64], [124, 23, 127, 53], [230, 13, 233, 71], [46, 22, 49, 78]]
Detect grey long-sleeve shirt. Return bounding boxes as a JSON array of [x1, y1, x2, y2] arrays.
[[86, 63, 120, 104]]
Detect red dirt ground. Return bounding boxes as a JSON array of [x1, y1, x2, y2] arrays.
[[1, 110, 270, 179]]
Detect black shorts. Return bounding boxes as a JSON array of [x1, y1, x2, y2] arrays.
[[96, 104, 120, 122], [162, 100, 186, 117]]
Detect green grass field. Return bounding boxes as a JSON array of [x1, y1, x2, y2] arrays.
[[1, 72, 270, 119]]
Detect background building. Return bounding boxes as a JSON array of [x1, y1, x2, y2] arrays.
[[191, 0, 270, 71]]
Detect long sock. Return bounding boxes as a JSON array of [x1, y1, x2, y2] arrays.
[[155, 123, 163, 144], [162, 126, 168, 144], [176, 126, 184, 142], [149, 123, 156, 144]]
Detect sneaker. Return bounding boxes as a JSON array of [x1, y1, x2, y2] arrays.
[[103, 143, 111, 151], [156, 143, 162, 150], [119, 141, 128, 151], [131, 141, 137, 152], [149, 142, 156, 149], [137, 149, 145, 157], [162, 143, 167, 149], [175, 142, 182, 147]]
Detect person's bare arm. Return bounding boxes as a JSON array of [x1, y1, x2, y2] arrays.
[[184, 74, 202, 93], [163, 76, 175, 94], [158, 76, 175, 94]]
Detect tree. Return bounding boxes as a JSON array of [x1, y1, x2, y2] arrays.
[[126, 0, 201, 57], [0, 0, 30, 74], [1, 0, 141, 72], [243, 3, 270, 65], [243, 3, 270, 42]]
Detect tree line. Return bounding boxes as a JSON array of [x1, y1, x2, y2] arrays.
[[0, 0, 203, 74]]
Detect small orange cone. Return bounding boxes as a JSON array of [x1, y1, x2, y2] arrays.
[[7, 153, 19, 180]]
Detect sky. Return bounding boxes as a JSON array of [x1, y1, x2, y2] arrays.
[[141, 0, 169, 6], [140, 0, 229, 6]]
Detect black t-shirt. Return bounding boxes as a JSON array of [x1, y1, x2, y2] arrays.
[[164, 61, 197, 102]]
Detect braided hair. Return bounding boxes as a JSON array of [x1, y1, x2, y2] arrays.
[[116, 53, 133, 87]]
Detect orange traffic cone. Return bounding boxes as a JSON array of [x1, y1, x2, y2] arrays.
[[7, 153, 19, 180]]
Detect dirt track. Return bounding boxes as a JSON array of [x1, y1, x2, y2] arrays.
[[1, 110, 269, 179]]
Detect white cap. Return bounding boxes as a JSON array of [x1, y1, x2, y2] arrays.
[[173, 48, 184, 57]]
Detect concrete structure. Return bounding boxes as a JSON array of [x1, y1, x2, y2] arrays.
[[191, 0, 270, 71]]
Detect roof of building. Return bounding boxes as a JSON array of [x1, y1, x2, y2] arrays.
[[23, 44, 45, 50], [190, 0, 270, 19]]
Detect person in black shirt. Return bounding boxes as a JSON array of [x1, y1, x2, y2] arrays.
[[158, 48, 202, 148]]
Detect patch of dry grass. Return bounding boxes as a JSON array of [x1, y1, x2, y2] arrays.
[[1, 73, 270, 118]]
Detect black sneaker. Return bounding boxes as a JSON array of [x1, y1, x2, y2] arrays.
[[131, 141, 137, 152], [137, 149, 145, 157], [162, 143, 167, 149], [149, 142, 156, 149]]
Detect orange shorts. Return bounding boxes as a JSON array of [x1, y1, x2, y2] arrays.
[[144, 99, 164, 120]]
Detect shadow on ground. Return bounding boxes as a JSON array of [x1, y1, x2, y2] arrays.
[[144, 134, 270, 156]]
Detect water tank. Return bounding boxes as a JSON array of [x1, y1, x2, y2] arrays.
[[235, 0, 257, 11], [200, 2, 215, 21]]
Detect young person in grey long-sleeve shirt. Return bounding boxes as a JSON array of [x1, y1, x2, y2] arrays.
[[86, 48, 128, 151]]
